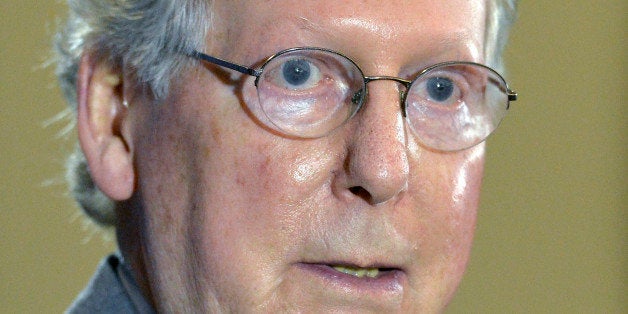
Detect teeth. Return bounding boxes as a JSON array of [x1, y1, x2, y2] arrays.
[[332, 266, 380, 278]]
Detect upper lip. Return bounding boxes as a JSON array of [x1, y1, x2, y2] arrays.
[[297, 246, 409, 274]]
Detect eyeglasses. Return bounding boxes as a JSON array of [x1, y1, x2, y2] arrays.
[[191, 47, 517, 151]]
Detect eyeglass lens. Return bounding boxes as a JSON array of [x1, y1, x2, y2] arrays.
[[256, 49, 365, 138]]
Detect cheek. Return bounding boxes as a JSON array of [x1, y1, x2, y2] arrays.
[[437, 149, 482, 250], [403, 145, 484, 303], [410, 144, 483, 244], [197, 136, 339, 257], [183, 102, 344, 297]]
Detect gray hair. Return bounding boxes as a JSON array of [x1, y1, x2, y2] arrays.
[[56, 0, 211, 225], [55, 0, 518, 226]]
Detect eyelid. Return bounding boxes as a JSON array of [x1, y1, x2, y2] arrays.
[[430, 64, 487, 88]]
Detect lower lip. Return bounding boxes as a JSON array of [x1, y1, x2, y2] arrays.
[[296, 263, 405, 296]]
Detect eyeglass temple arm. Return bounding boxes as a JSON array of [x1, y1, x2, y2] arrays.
[[488, 76, 518, 104], [191, 51, 262, 77]]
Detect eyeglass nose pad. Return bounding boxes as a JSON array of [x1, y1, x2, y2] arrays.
[[399, 90, 407, 117], [351, 88, 366, 105]]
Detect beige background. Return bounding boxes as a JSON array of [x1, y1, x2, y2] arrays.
[[1, 1, 625, 313]]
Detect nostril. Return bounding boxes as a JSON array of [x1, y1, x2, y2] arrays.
[[348, 186, 372, 203]]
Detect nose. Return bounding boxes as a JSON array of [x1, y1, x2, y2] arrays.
[[342, 81, 410, 205]]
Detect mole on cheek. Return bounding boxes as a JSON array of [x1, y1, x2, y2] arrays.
[[211, 127, 223, 145]]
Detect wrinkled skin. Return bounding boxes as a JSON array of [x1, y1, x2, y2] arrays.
[[97, 0, 487, 312]]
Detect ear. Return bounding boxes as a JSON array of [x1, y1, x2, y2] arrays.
[[77, 53, 135, 201]]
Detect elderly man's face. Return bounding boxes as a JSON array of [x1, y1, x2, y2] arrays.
[[129, 0, 486, 312]]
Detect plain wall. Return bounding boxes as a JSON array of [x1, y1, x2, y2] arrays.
[[1, 1, 625, 312]]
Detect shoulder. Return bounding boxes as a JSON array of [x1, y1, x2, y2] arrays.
[[66, 254, 136, 314]]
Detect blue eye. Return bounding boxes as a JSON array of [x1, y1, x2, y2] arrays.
[[426, 77, 454, 102], [282, 59, 311, 86]]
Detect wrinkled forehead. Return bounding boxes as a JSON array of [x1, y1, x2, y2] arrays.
[[210, 0, 486, 63]]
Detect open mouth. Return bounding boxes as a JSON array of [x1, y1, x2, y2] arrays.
[[299, 262, 403, 282], [330, 265, 398, 279]]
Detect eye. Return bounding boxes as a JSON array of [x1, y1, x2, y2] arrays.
[[282, 59, 310, 86], [410, 70, 467, 108], [277, 58, 322, 90], [426, 77, 454, 102]]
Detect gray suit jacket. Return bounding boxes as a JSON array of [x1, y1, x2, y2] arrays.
[[66, 254, 155, 314]]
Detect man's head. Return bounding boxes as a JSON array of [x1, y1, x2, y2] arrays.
[[57, 0, 517, 312]]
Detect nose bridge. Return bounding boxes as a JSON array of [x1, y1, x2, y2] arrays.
[[363, 76, 411, 114], [346, 78, 410, 205]]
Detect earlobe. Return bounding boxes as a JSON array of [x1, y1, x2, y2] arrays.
[[77, 53, 135, 201]]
